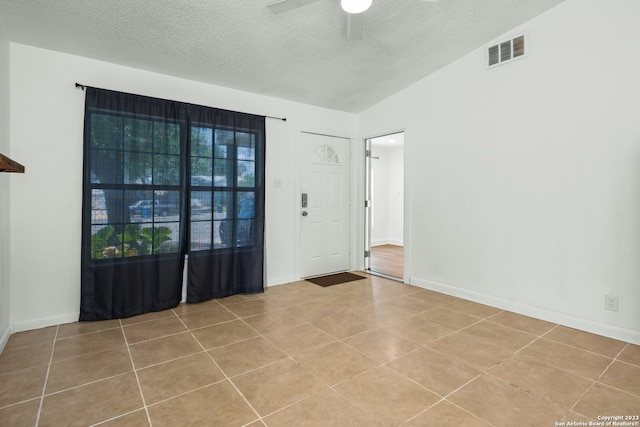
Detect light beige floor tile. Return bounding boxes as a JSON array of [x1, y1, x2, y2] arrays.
[[562, 411, 596, 424], [449, 374, 566, 427], [387, 315, 456, 346], [488, 311, 555, 336], [618, 344, 640, 366], [311, 312, 374, 339], [0, 341, 53, 374], [3, 326, 57, 351], [294, 341, 379, 386], [263, 283, 294, 295], [488, 353, 593, 408], [137, 352, 225, 405], [445, 299, 502, 318], [518, 338, 612, 379], [123, 316, 186, 344], [53, 328, 126, 362], [0, 365, 48, 407], [215, 293, 265, 307], [208, 337, 287, 377], [129, 332, 202, 369], [259, 290, 314, 308], [349, 303, 410, 327], [405, 401, 491, 427], [544, 326, 627, 358], [46, 346, 132, 393], [265, 323, 337, 356], [232, 358, 328, 416], [413, 307, 480, 331], [56, 320, 121, 339], [573, 383, 640, 420], [171, 299, 220, 315], [97, 409, 150, 426], [387, 347, 480, 396], [343, 328, 419, 363], [427, 332, 514, 370], [460, 321, 537, 352], [191, 319, 258, 350], [224, 299, 280, 317], [380, 296, 434, 315], [407, 289, 460, 305], [243, 309, 306, 335], [147, 380, 257, 427], [263, 388, 384, 427], [120, 310, 176, 325], [285, 301, 343, 322], [334, 366, 440, 426], [39, 373, 143, 427], [0, 399, 40, 427], [598, 361, 640, 396], [177, 304, 236, 329]]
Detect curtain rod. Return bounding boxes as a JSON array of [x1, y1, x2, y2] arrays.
[[75, 82, 287, 122]]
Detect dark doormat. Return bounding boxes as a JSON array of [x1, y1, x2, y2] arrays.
[[306, 272, 366, 287]]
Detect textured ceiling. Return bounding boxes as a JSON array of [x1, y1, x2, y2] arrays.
[[0, 0, 565, 112]]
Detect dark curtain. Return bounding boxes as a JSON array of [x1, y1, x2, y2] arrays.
[[80, 88, 265, 320], [185, 106, 265, 302]]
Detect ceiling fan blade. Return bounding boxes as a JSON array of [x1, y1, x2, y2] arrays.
[[267, 0, 322, 14], [347, 13, 363, 41]]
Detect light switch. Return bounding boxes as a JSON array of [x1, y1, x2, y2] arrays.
[[273, 178, 282, 188]]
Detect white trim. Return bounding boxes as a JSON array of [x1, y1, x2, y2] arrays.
[[0, 324, 11, 354], [371, 240, 403, 247], [295, 130, 354, 280], [410, 277, 640, 346], [12, 312, 78, 334]]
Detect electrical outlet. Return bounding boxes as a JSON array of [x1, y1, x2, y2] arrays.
[[604, 294, 619, 312]]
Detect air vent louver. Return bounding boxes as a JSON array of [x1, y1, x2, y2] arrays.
[[487, 35, 526, 68]]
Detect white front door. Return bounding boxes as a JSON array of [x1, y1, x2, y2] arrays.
[[299, 132, 350, 278]]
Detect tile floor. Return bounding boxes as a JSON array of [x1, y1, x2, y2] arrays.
[[1, 275, 639, 426]]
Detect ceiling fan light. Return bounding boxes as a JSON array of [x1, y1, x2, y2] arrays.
[[341, 0, 372, 14]]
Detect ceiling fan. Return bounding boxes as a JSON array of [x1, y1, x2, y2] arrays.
[[267, 0, 439, 41]]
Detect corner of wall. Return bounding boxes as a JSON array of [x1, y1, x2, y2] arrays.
[[0, 18, 12, 354]]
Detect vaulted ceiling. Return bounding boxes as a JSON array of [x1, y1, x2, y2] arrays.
[[0, 0, 565, 112]]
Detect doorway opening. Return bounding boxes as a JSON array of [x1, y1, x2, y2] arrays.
[[364, 132, 404, 280]]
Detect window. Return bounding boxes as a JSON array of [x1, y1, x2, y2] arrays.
[[189, 126, 258, 251], [89, 115, 181, 259], [81, 87, 265, 320]]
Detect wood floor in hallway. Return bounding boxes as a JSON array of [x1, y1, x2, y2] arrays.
[[370, 244, 403, 279]]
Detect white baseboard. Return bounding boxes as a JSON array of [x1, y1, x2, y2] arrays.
[[12, 312, 79, 334], [266, 276, 297, 287], [411, 277, 640, 346], [372, 240, 404, 247], [0, 324, 11, 354]]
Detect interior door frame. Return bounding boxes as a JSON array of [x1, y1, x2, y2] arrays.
[[361, 130, 407, 282], [294, 129, 355, 280]]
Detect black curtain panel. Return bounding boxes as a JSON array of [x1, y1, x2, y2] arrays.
[[186, 107, 265, 302], [80, 87, 265, 321]]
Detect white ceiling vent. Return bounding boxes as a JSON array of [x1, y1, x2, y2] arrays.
[[487, 35, 526, 68]]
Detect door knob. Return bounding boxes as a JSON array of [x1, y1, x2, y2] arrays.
[[302, 211, 308, 216]]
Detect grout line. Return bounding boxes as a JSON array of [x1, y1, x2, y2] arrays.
[[174, 312, 265, 425], [88, 408, 147, 426], [34, 325, 59, 427], [120, 318, 153, 427]]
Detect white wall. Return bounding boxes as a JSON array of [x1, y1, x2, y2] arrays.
[[359, 0, 640, 345], [371, 145, 404, 246], [0, 17, 11, 351], [8, 43, 357, 331], [387, 146, 404, 245]]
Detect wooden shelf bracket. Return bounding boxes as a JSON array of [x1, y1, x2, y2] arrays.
[[0, 153, 25, 173]]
